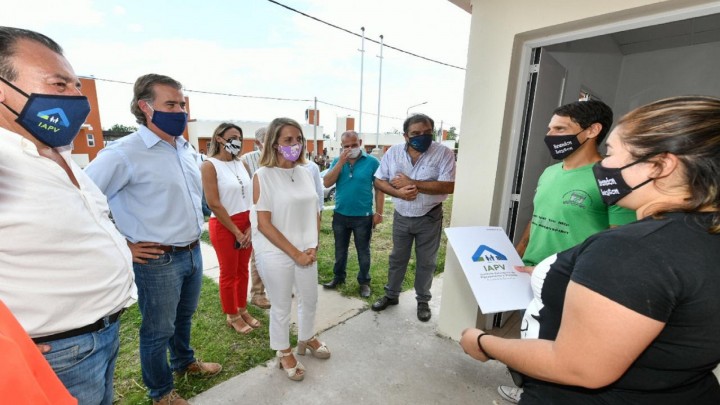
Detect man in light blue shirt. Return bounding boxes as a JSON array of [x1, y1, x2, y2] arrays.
[[371, 113, 456, 322], [321, 131, 384, 298], [86, 74, 221, 405]]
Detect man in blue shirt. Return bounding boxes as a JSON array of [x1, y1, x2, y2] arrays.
[[371, 114, 456, 322], [322, 131, 384, 298], [86, 74, 221, 405]]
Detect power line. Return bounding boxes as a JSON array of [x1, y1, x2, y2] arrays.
[[265, 0, 465, 71], [83, 76, 404, 121], [86, 76, 313, 102], [317, 100, 402, 120]]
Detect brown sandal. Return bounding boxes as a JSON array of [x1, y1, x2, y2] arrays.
[[238, 309, 261, 328], [226, 315, 253, 334]]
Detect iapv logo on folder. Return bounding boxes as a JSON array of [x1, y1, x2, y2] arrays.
[[472, 244, 508, 272]]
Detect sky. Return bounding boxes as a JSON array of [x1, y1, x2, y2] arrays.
[[1, 0, 470, 136]]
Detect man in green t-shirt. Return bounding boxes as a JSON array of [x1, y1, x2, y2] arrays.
[[516, 100, 636, 267], [499, 100, 636, 403]]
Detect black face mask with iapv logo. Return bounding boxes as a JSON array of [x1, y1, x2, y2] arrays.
[[592, 157, 654, 205], [0, 76, 90, 147]]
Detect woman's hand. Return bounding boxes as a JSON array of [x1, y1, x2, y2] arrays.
[[233, 229, 252, 249], [292, 249, 315, 266], [460, 328, 491, 362], [305, 247, 317, 263]]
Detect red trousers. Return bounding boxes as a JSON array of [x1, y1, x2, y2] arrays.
[[209, 212, 252, 314]]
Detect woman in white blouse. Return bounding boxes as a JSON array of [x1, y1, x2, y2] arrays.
[[201, 123, 260, 334], [252, 118, 330, 381]]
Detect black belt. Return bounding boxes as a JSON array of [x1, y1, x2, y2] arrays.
[[156, 240, 199, 253], [32, 309, 124, 344]]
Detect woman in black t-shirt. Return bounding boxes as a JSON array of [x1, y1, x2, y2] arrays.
[[460, 96, 720, 404]]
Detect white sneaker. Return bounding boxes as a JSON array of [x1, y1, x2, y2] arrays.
[[497, 385, 523, 403]]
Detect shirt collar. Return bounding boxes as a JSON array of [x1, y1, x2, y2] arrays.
[[0, 126, 74, 161], [138, 125, 188, 149]]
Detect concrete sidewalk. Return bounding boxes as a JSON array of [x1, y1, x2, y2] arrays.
[[194, 240, 510, 404]]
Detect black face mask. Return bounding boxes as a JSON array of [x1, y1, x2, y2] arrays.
[[592, 158, 654, 205], [544, 131, 585, 160]]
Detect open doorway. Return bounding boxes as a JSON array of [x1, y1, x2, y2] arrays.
[[507, 13, 720, 244]]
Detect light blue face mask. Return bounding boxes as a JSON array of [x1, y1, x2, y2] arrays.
[[0, 76, 91, 147]]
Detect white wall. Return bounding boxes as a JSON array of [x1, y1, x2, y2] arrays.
[[614, 40, 720, 116], [437, 0, 716, 339]]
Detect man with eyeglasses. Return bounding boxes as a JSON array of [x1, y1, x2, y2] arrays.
[[371, 113, 456, 322]]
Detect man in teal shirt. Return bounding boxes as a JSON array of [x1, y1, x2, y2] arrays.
[[322, 131, 384, 297]]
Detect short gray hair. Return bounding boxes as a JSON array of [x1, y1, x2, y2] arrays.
[[255, 126, 267, 143], [340, 130, 358, 141]]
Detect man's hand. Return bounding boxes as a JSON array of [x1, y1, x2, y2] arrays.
[[127, 241, 165, 264], [372, 213, 383, 228], [35, 343, 51, 354], [338, 148, 351, 165], [396, 185, 418, 201], [515, 265, 535, 275], [390, 173, 414, 189]]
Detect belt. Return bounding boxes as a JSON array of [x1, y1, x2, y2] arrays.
[[32, 309, 125, 344], [156, 240, 199, 253]]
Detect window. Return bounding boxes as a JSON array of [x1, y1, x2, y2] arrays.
[[87, 133, 95, 147]]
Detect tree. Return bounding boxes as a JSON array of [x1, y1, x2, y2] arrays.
[[106, 123, 138, 133], [446, 126, 458, 141]]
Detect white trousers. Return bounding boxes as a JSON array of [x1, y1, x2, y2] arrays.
[[256, 250, 318, 350]]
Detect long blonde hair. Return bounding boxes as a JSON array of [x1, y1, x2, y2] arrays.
[[259, 117, 307, 167]]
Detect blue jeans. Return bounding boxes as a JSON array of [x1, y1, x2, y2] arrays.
[[332, 212, 373, 285], [133, 245, 203, 400], [43, 319, 120, 405]]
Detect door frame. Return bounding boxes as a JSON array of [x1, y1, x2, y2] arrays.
[[496, 2, 720, 234]]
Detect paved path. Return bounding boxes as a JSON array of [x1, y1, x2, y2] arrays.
[[194, 242, 511, 404]]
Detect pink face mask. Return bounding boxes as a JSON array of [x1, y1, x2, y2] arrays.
[[278, 143, 302, 162]]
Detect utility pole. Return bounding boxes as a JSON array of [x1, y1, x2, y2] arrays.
[[375, 34, 384, 153], [313, 96, 317, 156], [358, 27, 365, 135]]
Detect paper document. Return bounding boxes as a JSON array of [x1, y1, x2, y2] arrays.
[[444, 226, 532, 313]]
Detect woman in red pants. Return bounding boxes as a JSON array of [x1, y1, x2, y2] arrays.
[[201, 123, 260, 334]]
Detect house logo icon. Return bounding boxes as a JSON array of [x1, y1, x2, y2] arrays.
[[472, 245, 507, 262], [36, 108, 70, 128]]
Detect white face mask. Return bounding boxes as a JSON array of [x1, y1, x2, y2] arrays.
[[224, 139, 242, 156], [348, 147, 361, 159]]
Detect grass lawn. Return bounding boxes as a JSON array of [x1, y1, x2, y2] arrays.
[[113, 279, 272, 404], [114, 197, 452, 403], [316, 198, 452, 302]]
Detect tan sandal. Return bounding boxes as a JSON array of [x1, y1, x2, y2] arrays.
[[296, 337, 331, 359], [226, 315, 253, 334], [238, 309, 261, 328], [277, 350, 304, 381]]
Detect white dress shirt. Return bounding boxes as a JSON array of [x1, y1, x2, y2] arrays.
[[0, 128, 136, 338]]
